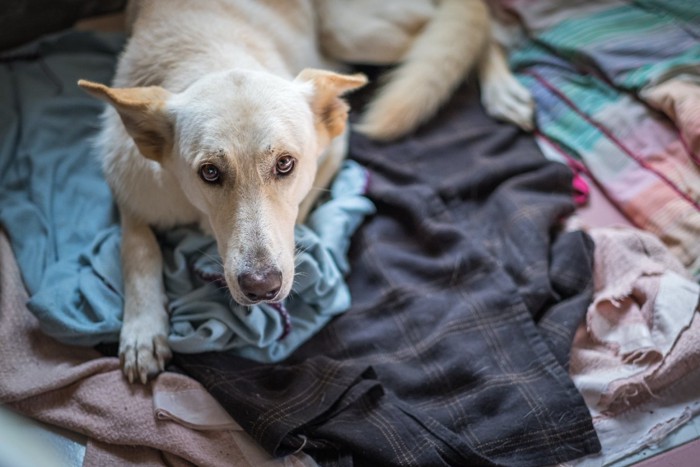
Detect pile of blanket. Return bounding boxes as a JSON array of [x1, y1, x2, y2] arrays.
[[0, 29, 600, 466], [2, 1, 700, 464], [506, 0, 700, 277], [501, 0, 700, 463]]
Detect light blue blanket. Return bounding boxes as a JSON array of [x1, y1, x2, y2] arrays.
[[0, 30, 374, 362]]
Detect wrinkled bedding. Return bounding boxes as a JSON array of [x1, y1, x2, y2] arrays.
[[570, 226, 700, 465], [0, 29, 602, 466], [175, 75, 601, 466], [505, 0, 700, 277]]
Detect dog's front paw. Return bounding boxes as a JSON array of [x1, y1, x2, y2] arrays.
[[119, 322, 171, 384], [481, 75, 535, 131]]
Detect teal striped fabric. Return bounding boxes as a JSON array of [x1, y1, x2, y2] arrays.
[[506, 0, 700, 277]]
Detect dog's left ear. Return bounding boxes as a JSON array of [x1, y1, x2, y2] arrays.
[[295, 69, 367, 140], [78, 80, 173, 162]]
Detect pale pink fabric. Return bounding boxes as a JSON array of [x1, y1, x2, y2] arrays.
[[572, 227, 700, 413], [153, 385, 241, 431], [0, 231, 315, 467], [569, 226, 700, 464], [644, 77, 700, 160]]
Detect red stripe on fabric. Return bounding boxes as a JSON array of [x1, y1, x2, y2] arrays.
[[534, 129, 589, 175], [533, 130, 590, 206], [525, 70, 700, 212], [536, 130, 637, 225], [678, 131, 700, 166]]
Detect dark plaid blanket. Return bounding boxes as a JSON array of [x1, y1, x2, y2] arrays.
[[174, 79, 601, 466]]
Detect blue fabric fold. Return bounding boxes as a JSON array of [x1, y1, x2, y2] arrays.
[[0, 30, 375, 363]]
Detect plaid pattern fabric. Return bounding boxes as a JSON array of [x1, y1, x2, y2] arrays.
[[175, 80, 600, 466], [506, 0, 700, 277]]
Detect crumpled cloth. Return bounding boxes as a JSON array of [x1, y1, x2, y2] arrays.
[[0, 228, 317, 467], [569, 226, 700, 465], [0, 29, 375, 363], [507, 0, 700, 277]]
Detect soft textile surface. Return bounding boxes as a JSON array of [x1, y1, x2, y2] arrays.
[[0, 230, 315, 467], [569, 226, 700, 464], [0, 30, 374, 362], [505, 0, 700, 277], [0, 27, 600, 467], [175, 78, 601, 466]]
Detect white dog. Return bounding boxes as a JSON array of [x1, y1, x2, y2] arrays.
[[78, 0, 533, 383]]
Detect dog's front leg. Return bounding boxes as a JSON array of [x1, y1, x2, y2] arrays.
[[119, 210, 171, 384]]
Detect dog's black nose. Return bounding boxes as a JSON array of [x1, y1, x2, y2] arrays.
[[238, 269, 282, 302]]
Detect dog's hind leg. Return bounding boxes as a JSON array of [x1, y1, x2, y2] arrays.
[[118, 210, 172, 384], [478, 41, 534, 131]]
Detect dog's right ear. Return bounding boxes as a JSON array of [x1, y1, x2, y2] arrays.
[[78, 80, 173, 162], [294, 69, 367, 141]]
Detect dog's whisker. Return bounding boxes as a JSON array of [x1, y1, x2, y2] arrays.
[[287, 287, 303, 302], [294, 243, 311, 258], [224, 297, 241, 313], [293, 251, 307, 265], [294, 257, 309, 269], [293, 270, 308, 280], [197, 249, 224, 268]]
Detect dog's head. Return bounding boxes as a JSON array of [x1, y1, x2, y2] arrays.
[[79, 69, 366, 305]]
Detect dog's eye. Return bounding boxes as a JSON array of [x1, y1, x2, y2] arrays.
[[275, 155, 295, 176], [200, 163, 221, 183]]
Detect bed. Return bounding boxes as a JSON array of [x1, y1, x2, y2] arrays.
[[1, 2, 699, 466]]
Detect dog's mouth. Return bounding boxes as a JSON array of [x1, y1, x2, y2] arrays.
[[195, 269, 292, 339], [235, 294, 282, 307], [234, 292, 293, 341]]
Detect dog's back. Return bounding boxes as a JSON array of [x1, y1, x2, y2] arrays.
[[118, 0, 331, 90], [121, 0, 492, 139]]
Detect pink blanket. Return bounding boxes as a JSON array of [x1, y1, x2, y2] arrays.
[[0, 231, 314, 467], [570, 226, 700, 463]]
